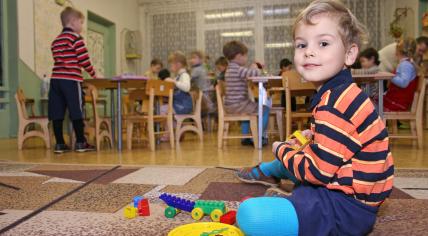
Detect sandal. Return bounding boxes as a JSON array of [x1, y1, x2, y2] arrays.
[[236, 165, 280, 187]]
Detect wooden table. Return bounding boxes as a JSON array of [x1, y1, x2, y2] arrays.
[[248, 76, 283, 149], [84, 76, 149, 151], [352, 71, 395, 118]]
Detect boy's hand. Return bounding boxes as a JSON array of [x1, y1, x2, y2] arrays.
[[301, 129, 313, 140], [250, 63, 259, 69], [272, 140, 296, 154], [164, 78, 175, 83]]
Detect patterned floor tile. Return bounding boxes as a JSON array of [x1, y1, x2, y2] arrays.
[[113, 167, 205, 185]]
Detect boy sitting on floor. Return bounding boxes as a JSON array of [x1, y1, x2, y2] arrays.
[[236, 1, 394, 235]]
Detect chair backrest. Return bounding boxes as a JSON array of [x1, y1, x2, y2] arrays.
[[126, 89, 148, 115], [216, 84, 225, 119], [411, 67, 426, 116], [190, 89, 203, 116], [15, 88, 29, 120], [86, 84, 102, 122], [145, 80, 174, 117]]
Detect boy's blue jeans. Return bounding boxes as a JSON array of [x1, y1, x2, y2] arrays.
[[241, 105, 270, 137]]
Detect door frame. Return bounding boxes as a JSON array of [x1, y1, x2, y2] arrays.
[[87, 11, 116, 78], [0, 0, 19, 138]]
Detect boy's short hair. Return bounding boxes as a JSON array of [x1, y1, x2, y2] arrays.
[[168, 51, 188, 68], [397, 37, 416, 58], [190, 51, 204, 60], [150, 58, 163, 67], [215, 56, 228, 66], [280, 58, 293, 69], [293, 0, 368, 48], [158, 69, 171, 80], [359, 48, 380, 65], [60, 7, 84, 27], [223, 41, 248, 60], [416, 36, 428, 47]]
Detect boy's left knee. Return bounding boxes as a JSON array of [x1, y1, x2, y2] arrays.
[[237, 197, 299, 236]]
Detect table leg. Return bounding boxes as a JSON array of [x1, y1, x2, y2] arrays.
[[258, 82, 263, 149], [378, 80, 384, 118], [117, 81, 122, 151], [110, 89, 115, 146]]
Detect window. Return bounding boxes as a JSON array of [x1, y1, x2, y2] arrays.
[[151, 12, 197, 66]]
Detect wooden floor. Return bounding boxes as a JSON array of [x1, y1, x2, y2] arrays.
[[1, 130, 428, 168]]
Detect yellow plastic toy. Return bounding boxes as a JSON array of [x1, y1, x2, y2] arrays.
[[288, 130, 310, 150], [123, 205, 137, 219], [168, 222, 244, 236]]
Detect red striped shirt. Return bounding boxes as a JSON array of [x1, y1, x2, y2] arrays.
[[50, 28, 96, 82], [275, 69, 394, 207]]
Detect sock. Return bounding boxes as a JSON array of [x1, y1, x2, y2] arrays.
[[72, 119, 86, 143], [52, 120, 65, 145], [259, 159, 300, 184], [241, 121, 250, 135], [262, 106, 270, 137]]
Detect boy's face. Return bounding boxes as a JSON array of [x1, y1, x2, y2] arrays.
[[190, 55, 201, 66], [234, 53, 248, 66], [359, 56, 375, 69], [151, 64, 162, 74], [216, 64, 226, 73], [70, 18, 84, 34], [169, 62, 181, 73], [293, 14, 358, 84]]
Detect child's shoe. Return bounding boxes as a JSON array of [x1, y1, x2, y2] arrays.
[[54, 144, 71, 154], [241, 138, 254, 146], [75, 142, 96, 152], [236, 165, 280, 187]]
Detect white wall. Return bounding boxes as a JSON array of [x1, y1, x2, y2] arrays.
[[17, 0, 140, 75]]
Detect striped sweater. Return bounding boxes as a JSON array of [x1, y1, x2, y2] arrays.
[[51, 27, 96, 82], [275, 69, 394, 207], [224, 61, 260, 106]]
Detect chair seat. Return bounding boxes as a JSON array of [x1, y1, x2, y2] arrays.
[[384, 112, 416, 120], [175, 113, 196, 119], [224, 113, 257, 121]]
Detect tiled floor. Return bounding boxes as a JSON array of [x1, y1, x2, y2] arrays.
[[1, 130, 428, 169]]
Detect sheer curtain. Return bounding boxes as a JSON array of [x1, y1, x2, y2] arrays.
[[143, 0, 384, 74]]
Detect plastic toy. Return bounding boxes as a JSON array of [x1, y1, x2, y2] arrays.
[[138, 198, 150, 216], [288, 130, 310, 150], [159, 193, 226, 221], [168, 222, 244, 236], [191, 200, 226, 222], [220, 210, 236, 225], [124, 205, 137, 219], [133, 196, 143, 208], [159, 193, 195, 218]]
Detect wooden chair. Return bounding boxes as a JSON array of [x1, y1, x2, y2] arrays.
[[124, 80, 175, 151], [15, 89, 50, 149], [282, 70, 316, 137], [174, 89, 203, 142], [249, 82, 285, 141], [384, 70, 426, 148], [86, 84, 113, 151], [216, 83, 258, 149]]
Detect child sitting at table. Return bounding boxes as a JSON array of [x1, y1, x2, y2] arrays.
[[384, 37, 418, 111], [215, 56, 228, 82], [164, 51, 193, 114], [235, 0, 393, 235], [357, 47, 380, 103], [144, 58, 163, 80], [190, 51, 215, 114], [223, 40, 270, 146]]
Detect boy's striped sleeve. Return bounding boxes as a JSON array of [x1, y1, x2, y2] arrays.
[[73, 37, 96, 78], [275, 105, 362, 185]]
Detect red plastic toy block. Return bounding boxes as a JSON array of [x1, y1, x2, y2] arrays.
[[220, 210, 236, 225], [138, 199, 150, 216]]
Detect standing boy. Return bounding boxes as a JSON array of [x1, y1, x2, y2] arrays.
[[49, 7, 97, 153]]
